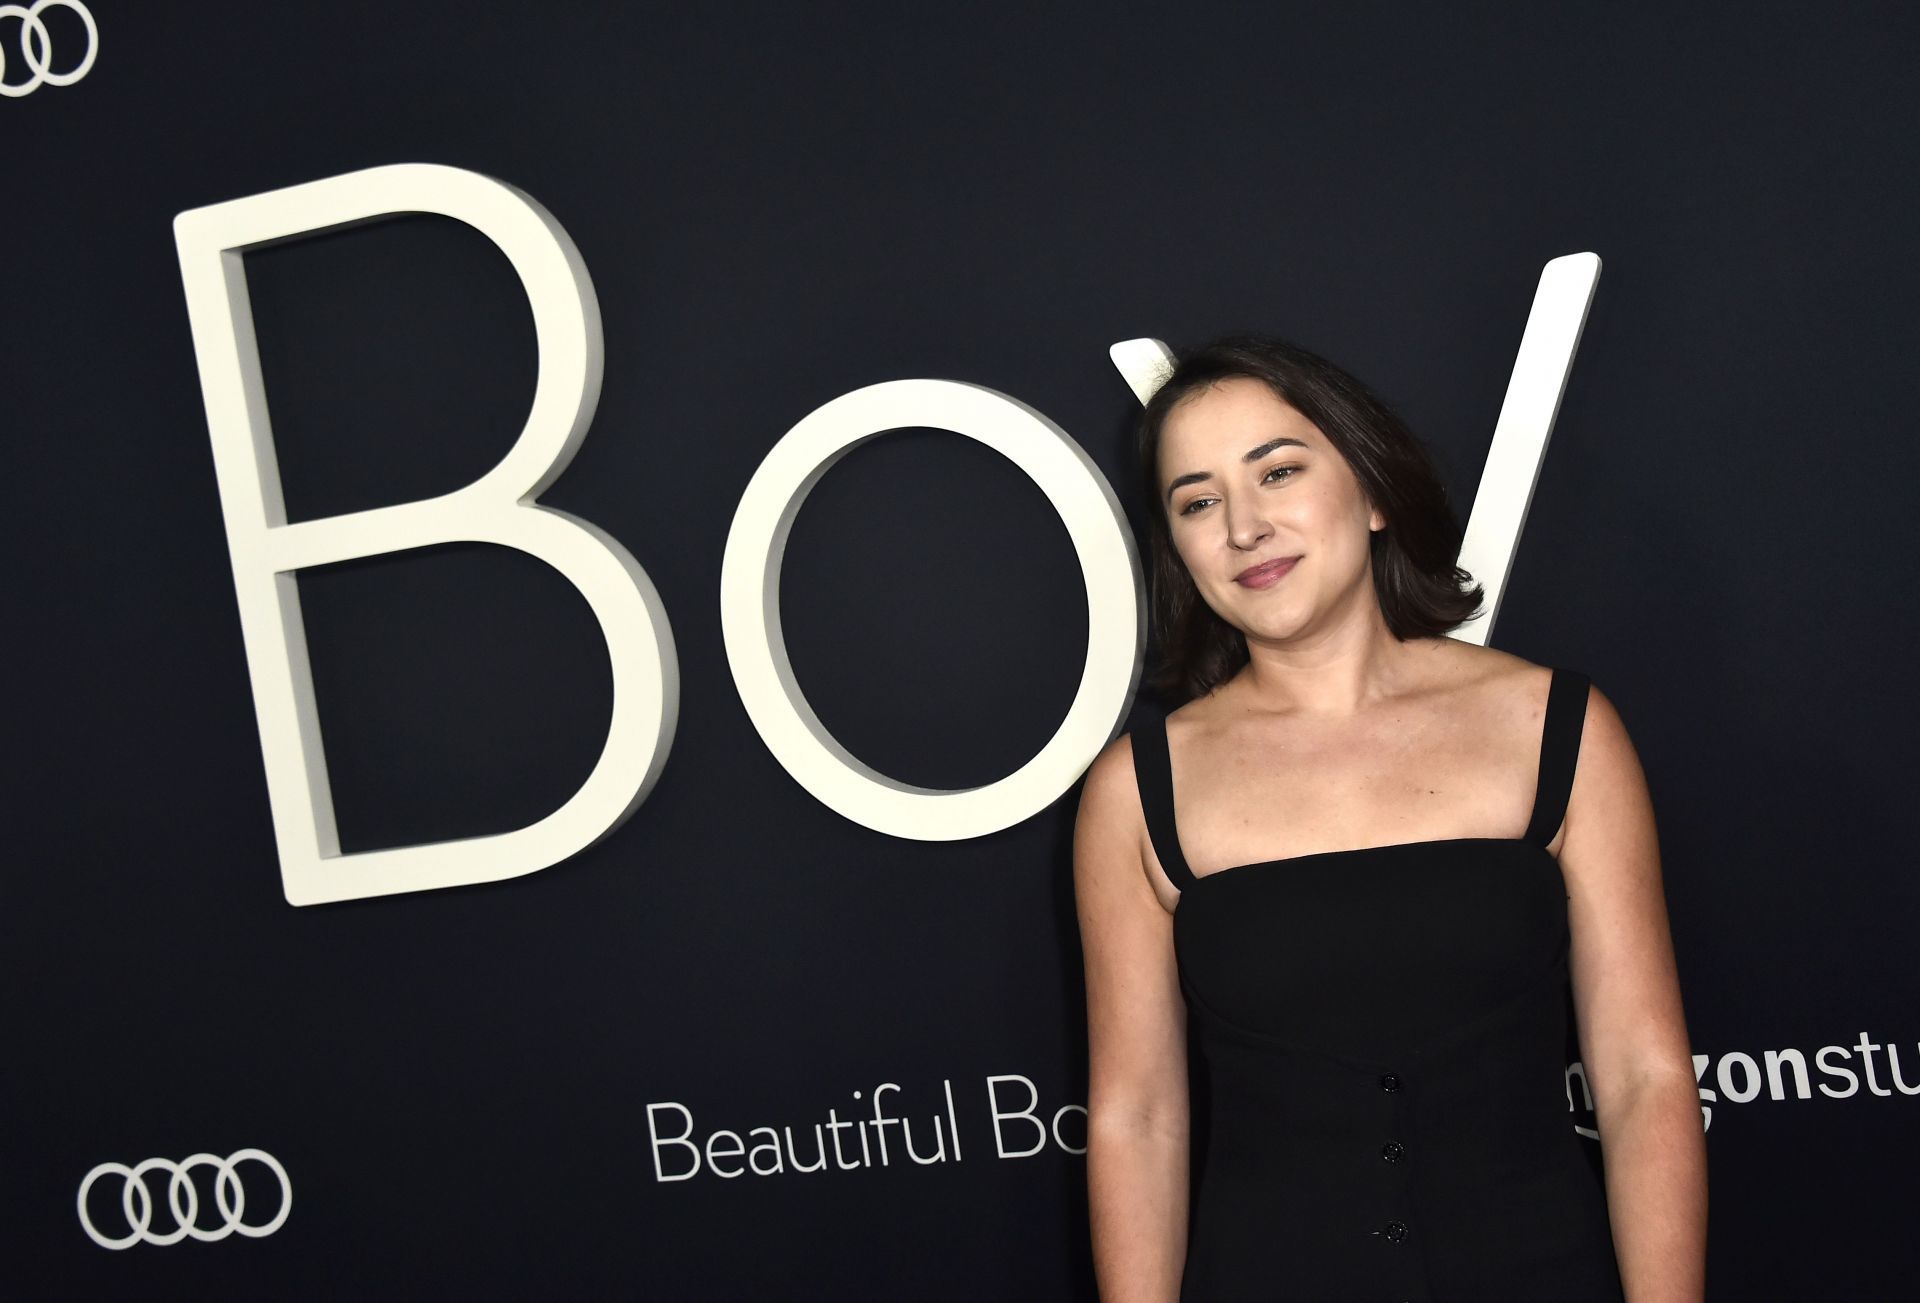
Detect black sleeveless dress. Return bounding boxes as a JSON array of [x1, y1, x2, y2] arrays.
[[1128, 667, 1626, 1303]]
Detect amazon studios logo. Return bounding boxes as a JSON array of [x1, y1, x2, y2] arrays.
[[1560, 1029, 1920, 1136], [1686, 1030, 1920, 1129]]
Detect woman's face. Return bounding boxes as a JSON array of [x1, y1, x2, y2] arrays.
[[1157, 376, 1385, 645]]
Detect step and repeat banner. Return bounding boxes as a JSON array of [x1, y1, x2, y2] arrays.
[[6, 2, 1916, 1298]]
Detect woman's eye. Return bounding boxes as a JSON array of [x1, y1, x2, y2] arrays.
[[1176, 469, 1295, 516]]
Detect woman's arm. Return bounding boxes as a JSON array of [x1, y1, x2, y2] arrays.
[[1560, 683, 1709, 1302], [1073, 735, 1190, 1303]]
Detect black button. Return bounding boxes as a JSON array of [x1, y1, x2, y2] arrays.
[[1381, 1140, 1406, 1162], [1379, 1072, 1401, 1092], [1383, 1220, 1408, 1243]]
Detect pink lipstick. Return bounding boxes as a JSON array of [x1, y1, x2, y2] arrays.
[[1235, 556, 1300, 588]]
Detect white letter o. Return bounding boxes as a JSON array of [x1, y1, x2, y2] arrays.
[[720, 379, 1142, 840]]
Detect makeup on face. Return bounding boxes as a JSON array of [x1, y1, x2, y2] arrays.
[[1234, 555, 1300, 589]]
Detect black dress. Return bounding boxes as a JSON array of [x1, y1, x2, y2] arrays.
[[1128, 667, 1626, 1303]]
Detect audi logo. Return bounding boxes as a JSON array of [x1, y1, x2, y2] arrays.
[[76, 1149, 291, 1249], [0, 0, 96, 99]]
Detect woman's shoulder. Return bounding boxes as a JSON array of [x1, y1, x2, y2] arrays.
[[1078, 729, 1145, 824], [1143, 640, 1588, 749], [1426, 633, 1543, 679], [1084, 725, 1139, 778], [1073, 730, 1154, 884], [1420, 637, 1560, 715], [1426, 640, 1622, 760]]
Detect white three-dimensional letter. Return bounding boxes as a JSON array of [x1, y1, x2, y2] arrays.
[[175, 163, 677, 905]]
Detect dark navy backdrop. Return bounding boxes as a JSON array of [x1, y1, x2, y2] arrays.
[[7, 2, 1917, 1297]]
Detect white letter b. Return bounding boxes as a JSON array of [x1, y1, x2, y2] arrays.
[[174, 163, 677, 905]]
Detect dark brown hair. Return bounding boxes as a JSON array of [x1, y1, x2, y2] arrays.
[[1138, 335, 1484, 705]]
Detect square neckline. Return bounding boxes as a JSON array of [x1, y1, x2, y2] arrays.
[[1148, 666, 1586, 896], [1179, 835, 1540, 892]]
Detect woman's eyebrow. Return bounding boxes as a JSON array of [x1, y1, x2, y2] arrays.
[[1243, 435, 1308, 461], [1164, 436, 1310, 503]]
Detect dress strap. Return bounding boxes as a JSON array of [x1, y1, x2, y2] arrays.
[[1129, 716, 1198, 892], [1524, 667, 1593, 848]]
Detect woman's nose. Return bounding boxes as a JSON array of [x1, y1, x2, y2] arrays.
[[1225, 498, 1273, 550]]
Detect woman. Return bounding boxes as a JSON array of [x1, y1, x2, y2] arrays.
[[1073, 336, 1706, 1302]]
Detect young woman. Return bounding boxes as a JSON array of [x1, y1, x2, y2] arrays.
[[1073, 337, 1706, 1302]]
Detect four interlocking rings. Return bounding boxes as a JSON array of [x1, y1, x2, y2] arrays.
[[77, 1149, 292, 1249], [0, 0, 97, 98]]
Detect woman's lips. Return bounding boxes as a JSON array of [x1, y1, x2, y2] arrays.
[[1235, 556, 1300, 588]]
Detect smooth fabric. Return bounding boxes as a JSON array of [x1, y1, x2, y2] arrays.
[[1129, 667, 1625, 1303]]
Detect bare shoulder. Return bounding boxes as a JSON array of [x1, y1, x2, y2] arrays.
[[1076, 729, 1183, 913], [1565, 678, 1654, 838], [1074, 732, 1148, 871], [1425, 641, 1646, 827], [1078, 730, 1142, 823], [1418, 636, 1556, 722]]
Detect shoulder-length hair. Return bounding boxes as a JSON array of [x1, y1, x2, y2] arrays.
[[1137, 334, 1484, 705]]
